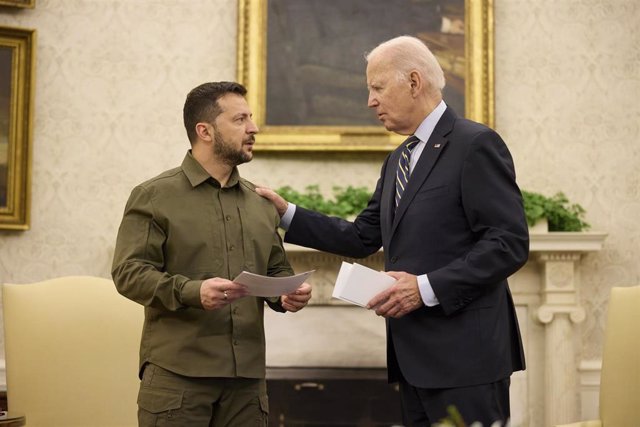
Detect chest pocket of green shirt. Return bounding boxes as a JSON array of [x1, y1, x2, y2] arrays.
[[237, 206, 278, 276]]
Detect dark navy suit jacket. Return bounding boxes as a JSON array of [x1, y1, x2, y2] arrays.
[[286, 107, 529, 388]]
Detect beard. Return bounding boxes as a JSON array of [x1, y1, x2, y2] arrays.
[[213, 132, 254, 167]]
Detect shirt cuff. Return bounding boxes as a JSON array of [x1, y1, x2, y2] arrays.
[[181, 279, 204, 309], [417, 274, 439, 307], [279, 203, 296, 230]]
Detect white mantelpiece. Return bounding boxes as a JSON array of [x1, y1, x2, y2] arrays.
[[266, 231, 607, 427], [531, 232, 607, 426]]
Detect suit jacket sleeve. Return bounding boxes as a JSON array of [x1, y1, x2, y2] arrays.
[[284, 157, 391, 258], [428, 128, 529, 315]]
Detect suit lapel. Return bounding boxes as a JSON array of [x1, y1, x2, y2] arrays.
[[390, 108, 456, 237]]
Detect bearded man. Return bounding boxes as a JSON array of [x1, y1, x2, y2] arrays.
[[112, 81, 311, 427]]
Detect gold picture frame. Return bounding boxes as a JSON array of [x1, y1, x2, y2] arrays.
[[0, 26, 35, 230], [0, 0, 34, 8], [237, 0, 494, 151]]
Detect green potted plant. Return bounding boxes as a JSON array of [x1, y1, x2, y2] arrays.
[[275, 185, 371, 219], [275, 186, 590, 232], [522, 191, 590, 232]]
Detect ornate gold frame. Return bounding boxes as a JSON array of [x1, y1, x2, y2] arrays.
[[237, 0, 494, 151], [0, 0, 34, 8], [0, 26, 35, 230]]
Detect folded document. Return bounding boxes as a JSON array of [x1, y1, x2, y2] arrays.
[[333, 262, 396, 307]]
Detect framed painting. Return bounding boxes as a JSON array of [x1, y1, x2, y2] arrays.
[[237, 0, 494, 151], [0, 0, 34, 8], [0, 26, 35, 230]]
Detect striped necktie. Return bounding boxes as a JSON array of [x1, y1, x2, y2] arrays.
[[395, 135, 420, 208]]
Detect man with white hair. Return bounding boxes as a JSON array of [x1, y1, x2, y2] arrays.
[[258, 36, 529, 426]]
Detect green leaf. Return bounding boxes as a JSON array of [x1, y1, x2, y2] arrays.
[[522, 190, 590, 231], [275, 186, 591, 232], [274, 185, 373, 218]]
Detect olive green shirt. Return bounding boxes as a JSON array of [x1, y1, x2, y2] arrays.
[[112, 151, 293, 379]]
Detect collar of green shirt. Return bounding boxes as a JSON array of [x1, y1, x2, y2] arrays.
[[181, 150, 240, 188]]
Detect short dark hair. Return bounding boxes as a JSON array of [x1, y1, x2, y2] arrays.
[[183, 81, 247, 143]]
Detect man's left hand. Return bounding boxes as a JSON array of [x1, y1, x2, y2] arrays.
[[281, 282, 312, 312], [367, 271, 423, 318]]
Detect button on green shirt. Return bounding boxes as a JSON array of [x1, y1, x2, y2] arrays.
[[112, 151, 293, 379]]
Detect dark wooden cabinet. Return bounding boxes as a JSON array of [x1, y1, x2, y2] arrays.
[[267, 368, 404, 427]]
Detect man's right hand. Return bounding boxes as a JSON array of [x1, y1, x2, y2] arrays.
[[200, 278, 248, 310], [255, 187, 288, 217]]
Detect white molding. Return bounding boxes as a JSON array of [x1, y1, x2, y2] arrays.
[[529, 232, 608, 252], [286, 232, 609, 254], [579, 359, 602, 421]]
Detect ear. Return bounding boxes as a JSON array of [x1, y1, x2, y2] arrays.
[[195, 122, 214, 142], [409, 70, 423, 97]]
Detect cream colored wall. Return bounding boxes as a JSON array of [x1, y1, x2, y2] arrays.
[[0, 0, 638, 382], [494, 0, 640, 361]]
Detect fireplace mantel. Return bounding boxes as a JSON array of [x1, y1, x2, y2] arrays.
[[284, 231, 607, 254], [266, 231, 607, 427]]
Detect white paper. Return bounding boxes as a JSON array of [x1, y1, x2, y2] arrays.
[[233, 270, 314, 297], [332, 262, 396, 307]]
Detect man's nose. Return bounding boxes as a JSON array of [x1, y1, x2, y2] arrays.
[[367, 93, 377, 108], [247, 118, 259, 134]]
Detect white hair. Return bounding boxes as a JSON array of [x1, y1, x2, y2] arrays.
[[366, 35, 446, 94]]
